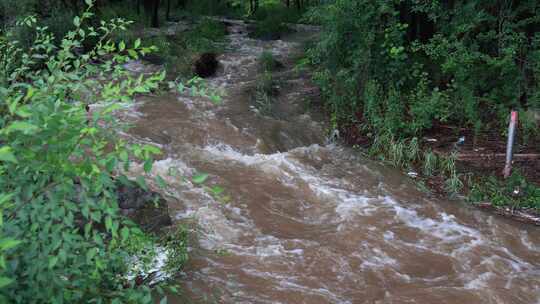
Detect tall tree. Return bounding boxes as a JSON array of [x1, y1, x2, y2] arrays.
[[143, 0, 160, 27]]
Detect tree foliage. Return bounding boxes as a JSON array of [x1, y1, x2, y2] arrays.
[[0, 2, 177, 302], [307, 0, 540, 139]]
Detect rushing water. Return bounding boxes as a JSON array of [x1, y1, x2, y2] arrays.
[[123, 20, 540, 304]]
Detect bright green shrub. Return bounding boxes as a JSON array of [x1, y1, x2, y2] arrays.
[[0, 2, 183, 302]]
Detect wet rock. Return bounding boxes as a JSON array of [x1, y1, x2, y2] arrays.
[[142, 53, 166, 66], [194, 53, 219, 78], [222, 21, 234, 28], [117, 183, 172, 232]]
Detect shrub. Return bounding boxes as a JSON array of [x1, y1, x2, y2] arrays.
[[259, 50, 281, 72], [306, 0, 540, 139], [0, 3, 184, 302], [469, 172, 540, 210], [253, 71, 277, 115]]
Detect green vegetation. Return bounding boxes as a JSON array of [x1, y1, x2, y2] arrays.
[[307, 1, 540, 139], [0, 0, 538, 301], [306, 1, 540, 208], [143, 17, 227, 78], [253, 71, 276, 115], [253, 51, 281, 115], [470, 172, 540, 210], [0, 2, 192, 302], [259, 50, 281, 72]]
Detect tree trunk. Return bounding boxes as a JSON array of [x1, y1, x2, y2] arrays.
[[152, 0, 160, 28], [143, 0, 160, 28]]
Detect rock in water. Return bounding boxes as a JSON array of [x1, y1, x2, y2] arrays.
[[117, 183, 172, 232], [194, 53, 219, 78]]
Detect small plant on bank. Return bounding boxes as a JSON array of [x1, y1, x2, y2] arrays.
[[445, 171, 464, 196], [254, 88, 274, 115], [440, 152, 458, 176], [388, 139, 405, 167], [406, 137, 420, 163], [257, 71, 276, 95], [469, 172, 540, 210], [259, 50, 281, 72], [252, 71, 277, 116], [423, 150, 438, 176]]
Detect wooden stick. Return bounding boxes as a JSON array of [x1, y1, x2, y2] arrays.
[[456, 153, 540, 160], [474, 202, 540, 225]]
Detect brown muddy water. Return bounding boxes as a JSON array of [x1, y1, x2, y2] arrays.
[[122, 20, 540, 304]]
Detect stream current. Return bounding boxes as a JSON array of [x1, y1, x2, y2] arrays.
[[122, 20, 540, 304]]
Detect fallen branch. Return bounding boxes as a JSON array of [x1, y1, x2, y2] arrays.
[[474, 202, 540, 226], [432, 149, 540, 161], [456, 153, 540, 161]]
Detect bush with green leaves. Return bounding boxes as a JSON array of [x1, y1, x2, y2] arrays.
[[259, 50, 280, 72], [0, 2, 185, 302], [469, 172, 540, 210], [306, 0, 540, 140]]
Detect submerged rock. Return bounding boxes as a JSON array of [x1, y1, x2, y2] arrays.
[[194, 52, 219, 78], [117, 183, 172, 232]]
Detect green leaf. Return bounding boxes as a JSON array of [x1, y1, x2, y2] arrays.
[[211, 186, 225, 196], [0, 147, 17, 163], [156, 175, 167, 189], [0, 194, 13, 206], [134, 38, 141, 49], [143, 144, 161, 155], [87, 248, 97, 263], [74, 16, 81, 27], [119, 41, 126, 52], [168, 285, 179, 294], [192, 173, 209, 185], [102, 103, 122, 114], [120, 227, 129, 240], [0, 238, 21, 250], [48, 256, 58, 269], [128, 49, 138, 58], [85, 0, 93, 7], [15, 106, 32, 118], [143, 159, 153, 173], [84, 222, 92, 236], [4, 121, 39, 135], [136, 176, 148, 191], [105, 216, 113, 232], [0, 277, 13, 288], [119, 150, 129, 162], [160, 297, 168, 304]]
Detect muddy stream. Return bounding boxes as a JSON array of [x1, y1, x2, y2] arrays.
[[122, 20, 540, 303]]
